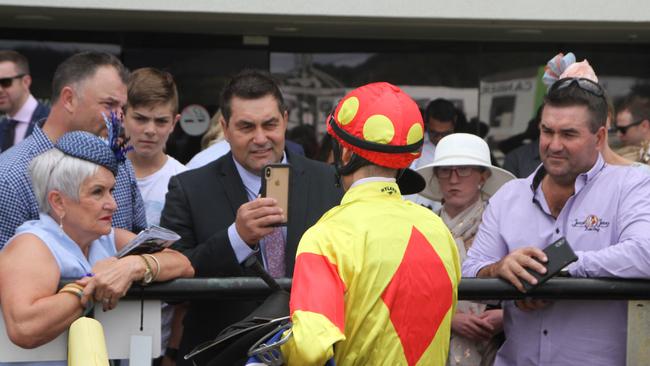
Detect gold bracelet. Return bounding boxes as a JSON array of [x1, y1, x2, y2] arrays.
[[142, 254, 161, 281], [58, 284, 93, 316], [58, 283, 84, 295], [139, 254, 154, 285], [58, 286, 83, 298], [63, 283, 84, 291]]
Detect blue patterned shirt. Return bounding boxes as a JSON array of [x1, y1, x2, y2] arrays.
[[0, 126, 147, 249]]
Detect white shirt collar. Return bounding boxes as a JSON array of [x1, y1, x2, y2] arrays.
[[232, 151, 288, 199], [350, 176, 396, 189], [10, 94, 37, 123]]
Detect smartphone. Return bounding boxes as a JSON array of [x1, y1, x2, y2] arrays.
[[261, 164, 290, 226], [523, 237, 578, 292]]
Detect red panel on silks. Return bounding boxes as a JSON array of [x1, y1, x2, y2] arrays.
[[291, 252, 346, 333], [381, 227, 454, 366]]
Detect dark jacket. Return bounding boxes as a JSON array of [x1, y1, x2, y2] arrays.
[[0, 101, 50, 153], [160, 150, 342, 365], [503, 139, 541, 178]]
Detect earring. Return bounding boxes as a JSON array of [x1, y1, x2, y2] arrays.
[[59, 213, 65, 229], [478, 184, 483, 190]]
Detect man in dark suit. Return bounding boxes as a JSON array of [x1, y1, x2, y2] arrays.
[[0, 50, 50, 153], [160, 69, 342, 365]]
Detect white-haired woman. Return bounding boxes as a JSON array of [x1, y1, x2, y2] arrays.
[[416, 133, 516, 366], [0, 131, 194, 366]]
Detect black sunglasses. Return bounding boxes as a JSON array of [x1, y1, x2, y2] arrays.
[[549, 77, 605, 99], [0, 74, 25, 88], [614, 119, 646, 135]]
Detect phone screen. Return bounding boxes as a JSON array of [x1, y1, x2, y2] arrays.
[[261, 164, 290, 226]]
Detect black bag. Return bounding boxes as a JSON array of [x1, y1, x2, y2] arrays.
[[184, 258, 290, 366]]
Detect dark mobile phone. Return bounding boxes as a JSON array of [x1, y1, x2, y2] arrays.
[[523, 237, 578, 292], [260, 164, 290, 226]]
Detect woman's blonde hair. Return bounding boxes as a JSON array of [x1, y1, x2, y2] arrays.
[[201, 109, 225, 150]]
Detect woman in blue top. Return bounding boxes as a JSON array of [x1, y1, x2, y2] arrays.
[[0, 131, 193, 363]]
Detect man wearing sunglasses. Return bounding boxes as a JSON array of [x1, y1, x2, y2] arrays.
[[613, 98, 650, 164], [464, 77, 650, 366], [0, 50, 50, 153]]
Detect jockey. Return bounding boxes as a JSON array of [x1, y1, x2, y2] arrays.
[[279, 82, 461, 365]]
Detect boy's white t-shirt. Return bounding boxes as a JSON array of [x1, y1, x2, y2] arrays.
[[136, 155, 187, 228], [135, 155, 187, 356]]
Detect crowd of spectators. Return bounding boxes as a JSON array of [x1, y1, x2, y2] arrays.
[[0, 48, 649, 366]]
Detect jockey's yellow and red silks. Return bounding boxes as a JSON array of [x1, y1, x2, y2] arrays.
[[281, 181, 460, 366]]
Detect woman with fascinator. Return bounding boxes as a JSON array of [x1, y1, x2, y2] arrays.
[[416, 133, 515, 366], [0, 131, 193, 365]]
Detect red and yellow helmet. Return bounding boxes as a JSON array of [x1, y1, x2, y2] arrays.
[[327, 82, 424, 169]]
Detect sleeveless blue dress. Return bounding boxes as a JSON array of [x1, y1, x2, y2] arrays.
[[0, 213, 116, 366]]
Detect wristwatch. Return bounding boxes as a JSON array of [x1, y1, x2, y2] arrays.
[[139, 255, 154, 285]]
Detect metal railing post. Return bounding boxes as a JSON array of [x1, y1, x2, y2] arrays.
[[627, 300, 650, 366]]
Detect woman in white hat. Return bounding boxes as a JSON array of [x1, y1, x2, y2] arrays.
[[416, 133, 515, 366]]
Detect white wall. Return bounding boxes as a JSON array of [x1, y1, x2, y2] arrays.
[[1, 0, 650, 22]]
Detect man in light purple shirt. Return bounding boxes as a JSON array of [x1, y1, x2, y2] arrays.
[[463, 77, 650, 366]]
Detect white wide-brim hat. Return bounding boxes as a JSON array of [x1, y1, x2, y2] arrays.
[[416, 133, 516, 201]]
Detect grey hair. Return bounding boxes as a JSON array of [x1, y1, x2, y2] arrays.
[[29, 149, 99, 214]]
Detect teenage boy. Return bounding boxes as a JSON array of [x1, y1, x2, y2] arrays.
[[123, 67, 186, 365]]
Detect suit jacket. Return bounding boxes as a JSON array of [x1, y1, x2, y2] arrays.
[[503, 139, 541, 178], [160, 150, 342, 364], [0, 101, 50, 153]]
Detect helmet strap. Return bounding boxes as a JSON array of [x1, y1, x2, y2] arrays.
[[332, 138, 344, 188], [332, 138, 373, 184], [395, 168, 406, 181]]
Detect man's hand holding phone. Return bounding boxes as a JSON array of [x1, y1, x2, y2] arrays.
[[480, 237, 578, 297], [235, 198, 285, 247], [484, 247, 548, 293]]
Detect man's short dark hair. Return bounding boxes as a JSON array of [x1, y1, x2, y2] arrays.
[[0, 50, 29, 75], [51, 51, 129, 103], [425, 98, 456, 124], [220, 69, 286, 123], [623, 99, 650, 126], [543, 81, 608, 133], [616, 87, 650, 126]]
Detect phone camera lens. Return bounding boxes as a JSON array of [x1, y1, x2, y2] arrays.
[[265, 168, 271, 178]]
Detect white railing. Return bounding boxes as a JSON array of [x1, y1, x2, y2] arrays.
[[0, 300, 161, 365]]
